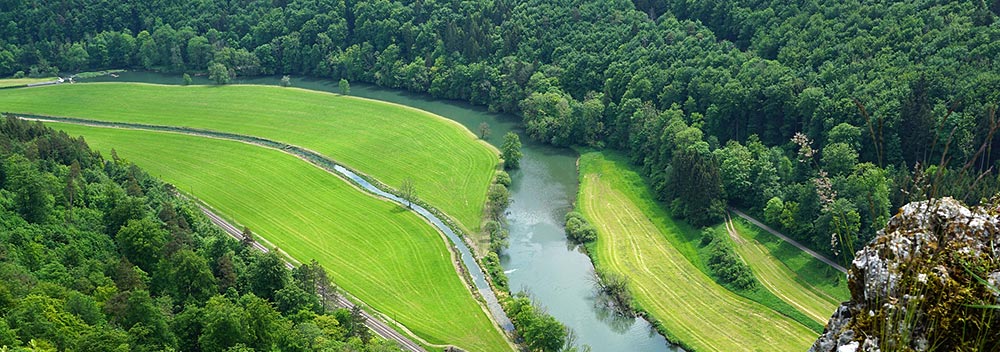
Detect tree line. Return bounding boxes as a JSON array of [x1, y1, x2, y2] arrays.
[[0, 116, 395, 351], [3, 0, 1000, 258]]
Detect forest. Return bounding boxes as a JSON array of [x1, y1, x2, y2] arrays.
[[2, 0, 999, 259], [0, 116, 395, 351]]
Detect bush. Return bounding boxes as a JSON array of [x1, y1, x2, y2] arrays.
[[703, 228, 756, 290], [564, 211, 597, 243], [495, 171, 511, 187], [482, 252, 507, 291]]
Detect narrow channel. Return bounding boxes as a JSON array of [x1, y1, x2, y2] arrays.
[[79, 72, 680, 351]]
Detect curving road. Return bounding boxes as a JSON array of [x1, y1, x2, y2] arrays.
[[199, 204, 427, 352], [729, 208, 848, 273]]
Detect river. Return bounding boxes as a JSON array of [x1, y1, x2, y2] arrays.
[[78, 72, 679, 351]]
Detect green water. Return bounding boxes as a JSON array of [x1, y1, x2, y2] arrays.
[[80, 72, 680, 351]]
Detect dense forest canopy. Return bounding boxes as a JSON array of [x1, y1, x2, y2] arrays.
[[3, 0, 1000, 259], [0, 116, 393, 351]]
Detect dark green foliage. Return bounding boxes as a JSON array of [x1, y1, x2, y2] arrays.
[[243, 251, 289, 302], [0, 117, 380, 351], [564, 211, 597, 244]]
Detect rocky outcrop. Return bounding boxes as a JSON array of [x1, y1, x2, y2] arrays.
[[811, 197, 1000, 352]]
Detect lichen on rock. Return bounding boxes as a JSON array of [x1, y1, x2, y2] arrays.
[[810, 197, 1000, 352]]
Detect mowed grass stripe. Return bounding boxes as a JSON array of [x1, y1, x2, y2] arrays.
[[578, 151, 815, 351], [0, 83, 496, 232], [730, 219, 846, 323], [49, 122, 510, 352]]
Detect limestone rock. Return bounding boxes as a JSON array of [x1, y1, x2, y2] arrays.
[[810, 197, 1000, 352]]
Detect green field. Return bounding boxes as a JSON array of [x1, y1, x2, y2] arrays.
[[49, 122, 510, 352], [0, 77, 57, 87], [730, 217, 849, 323], [0, 83, 497, 232], [578, 151, 815, 351]]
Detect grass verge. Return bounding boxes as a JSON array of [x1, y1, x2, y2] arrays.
[[730, 217, 849, 308], [48, 122, 511, 352], [578, 150, 816, 351], [0, 77, 57, 87], [0, 83, 497, 232]]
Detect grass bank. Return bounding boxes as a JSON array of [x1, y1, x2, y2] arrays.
[[730, 217, 849, 323], [578, 151, 815, 351], [0, 77, 57, 87], [0, 83, 497, 232], [49, 122, 510, 352]]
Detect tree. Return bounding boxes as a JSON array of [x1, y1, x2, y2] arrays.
[[501, 132, 523, 169], [669, 140, 725, 226], [160, 249, 218, 304], [182, 73, 192, 85], [244, 252, 288, 301], [116, 218, 168, 273], [208, 62, 231, 85], [280, 75, 291, 87], [399, 178, 417, 208], [199, 295, 249, 352], [339, 78, 350, 95], [764, 197, 784, 225], [478, 122, 491, 139], [821, 142, 859, 176]]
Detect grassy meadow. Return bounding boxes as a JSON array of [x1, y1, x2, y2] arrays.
[[48, 122, 511, 352], [730, 218, 849, 322], [0, 83, 497, 232], [578, 151, 816, 351]]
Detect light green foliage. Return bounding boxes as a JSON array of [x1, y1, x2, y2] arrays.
[[827, 123, 862, 149], [338, 78, 349, 95], [501, 132, 522, 169], [208, 62, 231, 85], [564, 211, 597, 243], [821, 142, 859, 176], [48, 123, 510, 352], [0, 84, 496, 232], [182, 73, 192, 86], [764, 197, 784, 225]]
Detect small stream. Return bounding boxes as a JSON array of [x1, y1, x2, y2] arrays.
[[77, 72, 680, 351]]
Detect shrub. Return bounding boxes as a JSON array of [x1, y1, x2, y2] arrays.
[[564, 211, 597, 243]]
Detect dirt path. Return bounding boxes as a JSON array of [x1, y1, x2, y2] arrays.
[[729, 208, 848, 274]]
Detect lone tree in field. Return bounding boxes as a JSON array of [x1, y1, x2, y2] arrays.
[[400, 178, 417, 208], [479, 122, 491, 139], [280, 75, 291, 87], [339, 78, 350, 95], [208, 62, 231, 85], [501, 132, 522, 169], [182, 73, 192, 85]]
